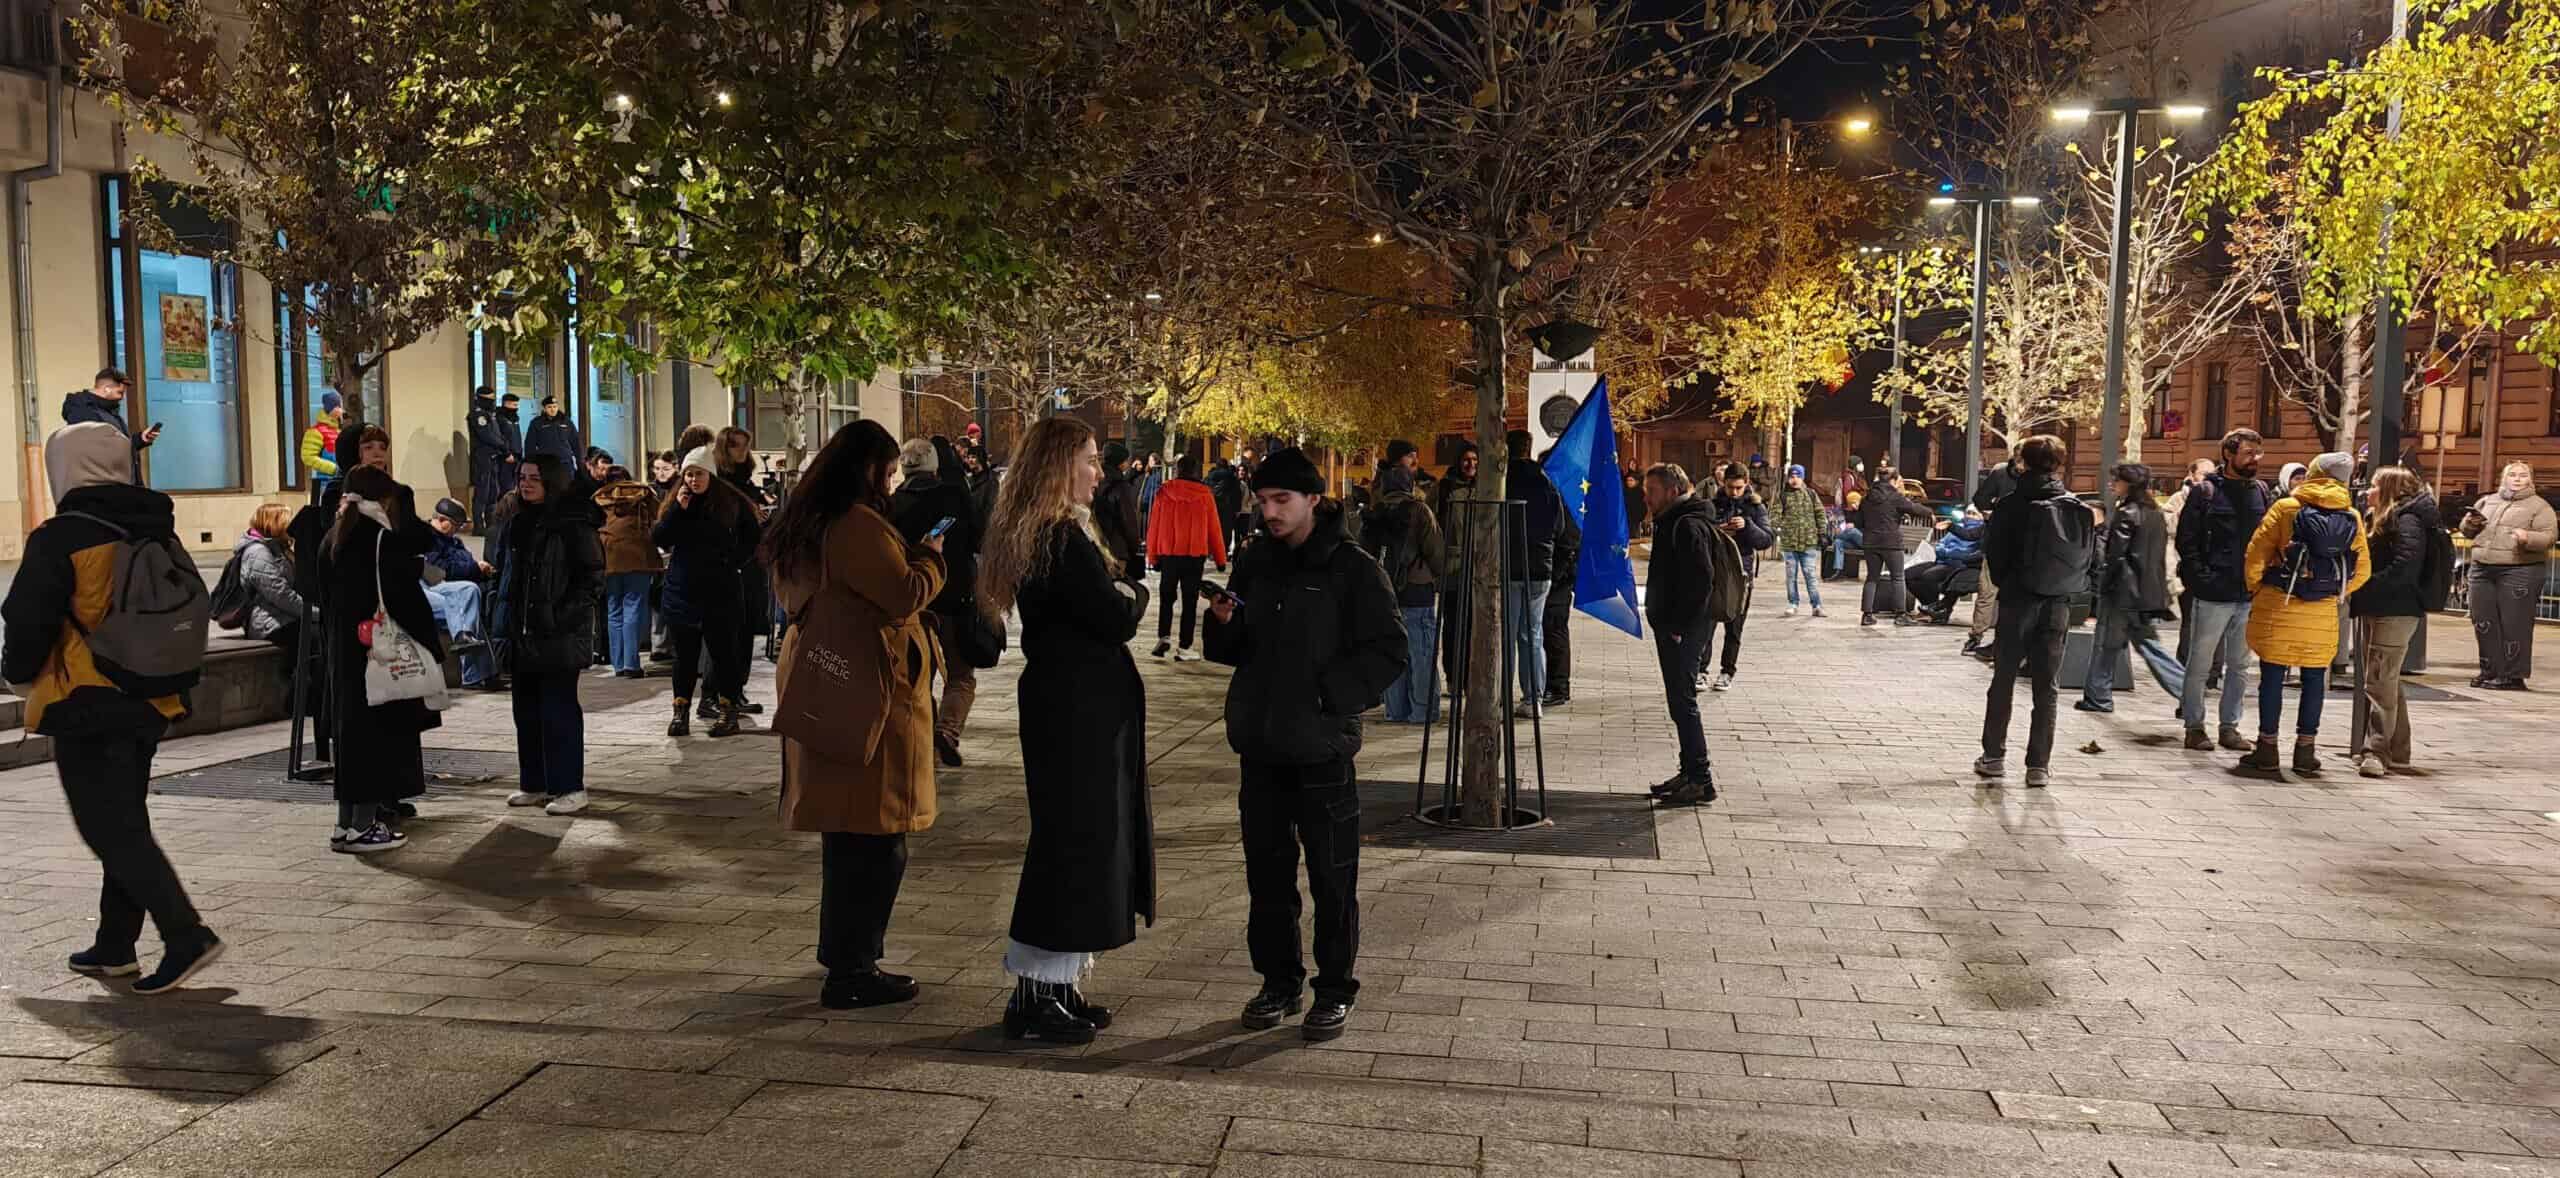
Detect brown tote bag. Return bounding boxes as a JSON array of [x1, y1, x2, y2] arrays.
[[772, 566, 893, 766]]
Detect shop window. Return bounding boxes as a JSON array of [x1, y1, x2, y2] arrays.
[[2464, 355, 2490, 438], [275, 289, 384, 489], [2201, 362, 2229, 441], [102, 174, 242, 492], [2256, 365, 2283, 438]]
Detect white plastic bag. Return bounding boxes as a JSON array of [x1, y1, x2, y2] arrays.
[[360, 532, 449, 709]]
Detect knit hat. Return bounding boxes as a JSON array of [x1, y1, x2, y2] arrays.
[[681, 446, 719, 477], [433, 497, 468, 525], [2311, 451, 2352, 483], [1103, 441, 1130, 470], [1786, 464, 1805, 480], [897, 437, 936, 479], [44, 422, 131, 503], [2277, 461, 2306, 489], [321, 390, 342, 413], [1249, 448, 1325, 495]]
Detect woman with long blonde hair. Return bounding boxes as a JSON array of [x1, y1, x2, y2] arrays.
[[978, 417, 1154, 1045], [2349, 465, 2437, 775]]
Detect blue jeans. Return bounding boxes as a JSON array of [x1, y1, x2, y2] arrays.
[[1504, 580, 1550, 702], [1783, 550, 1821, 607], [421, 579, 493, 687], [1832, 528, 1861, 574], [1384, 604, 1439, 723], [2177, 598, 2252, 731], [2257, 662, 2327, 737], [604, 572, 652, 673], [2081, 605, 2186, 709]]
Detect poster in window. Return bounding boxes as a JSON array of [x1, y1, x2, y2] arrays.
[[504, 364, 537, 397], [160, 293, 211, 382]]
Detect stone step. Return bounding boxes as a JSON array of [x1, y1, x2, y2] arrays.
[[0, 725, 46, 769], [0, 692, 21, 730]]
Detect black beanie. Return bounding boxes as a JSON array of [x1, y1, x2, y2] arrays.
[[1249, 448, 1325, 495]]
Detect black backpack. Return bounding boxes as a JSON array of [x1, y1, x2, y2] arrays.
[[1702, 518, 1751, 623], [2015, 496, 2096, 597], [2274, 503, 2359, 601], [2418, 518, 2457, 612], [53, 512, 210, 697], [209, 547, 253, 630]]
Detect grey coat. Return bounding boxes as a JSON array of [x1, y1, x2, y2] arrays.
[[235, 534, 303, 640]]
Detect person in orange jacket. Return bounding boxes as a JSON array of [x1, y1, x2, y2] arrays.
[[1142, 453, 1227, 660]]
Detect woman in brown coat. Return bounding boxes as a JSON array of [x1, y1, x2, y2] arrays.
[[763, 420, 944, 1010], [592, 469, 661, 677]]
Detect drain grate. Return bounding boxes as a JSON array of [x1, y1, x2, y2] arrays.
[[150, 747, 522, 803], [1358, 780, 1660, 859]]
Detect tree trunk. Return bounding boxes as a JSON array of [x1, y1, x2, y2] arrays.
[[1460, 267, 1510, 829], [779, 373, 811, 473], [1926, 429, 1943, 479], [2337, 312, 2368, 456]]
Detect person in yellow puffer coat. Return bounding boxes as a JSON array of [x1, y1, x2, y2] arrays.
[[2240, 451, 2370, 775]]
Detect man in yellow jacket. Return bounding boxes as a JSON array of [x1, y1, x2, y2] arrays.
[[2240, 450, 2371, 775], [299, 390, 344, 488]]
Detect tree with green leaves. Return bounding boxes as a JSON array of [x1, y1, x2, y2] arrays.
[[79, 0, 574, 430]]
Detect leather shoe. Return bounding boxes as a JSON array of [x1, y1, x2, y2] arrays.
[[1303, 997, 1354, 1042], [1242, 986, 1303, 1030], [820, 969, 919, 1010]]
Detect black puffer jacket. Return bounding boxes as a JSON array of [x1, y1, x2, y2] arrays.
[[502, 466, 605, 674], [2174, 471, 2271, 603], [1203, 504, 1407, 768], [2100, 498, 2173, 616], [2350, 492, 2440, 619], [652, 479, 761, 626], [1856, 479, 1938, 552], [1644, 495, 1718, 631]]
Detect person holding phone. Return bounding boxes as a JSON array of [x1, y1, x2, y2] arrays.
[[653, 446, 761, 738], [1204, 448, 1406, 1043], [767, 420, 946, 1012], [978, 417, 1153, 1044], [60, 368, 155, 485], [889, 436, 984, 765], [2462, 461, 2557, 689]]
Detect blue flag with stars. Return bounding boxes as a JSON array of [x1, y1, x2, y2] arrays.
[[1541, 378, 1642, 638]]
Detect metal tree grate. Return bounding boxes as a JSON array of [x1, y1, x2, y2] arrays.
[[1357, 780, 1660, 859], [150, 747, 522, 803]]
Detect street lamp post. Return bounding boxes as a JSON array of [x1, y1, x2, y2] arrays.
[[2053, 100, 2207, 512], [1858, 244, 1912, 470], [1929, 189, 2039, 499]]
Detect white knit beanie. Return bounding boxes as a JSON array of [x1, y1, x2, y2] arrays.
[[681, 446, 719, 477]]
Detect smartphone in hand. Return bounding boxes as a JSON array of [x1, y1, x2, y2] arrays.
[[1198, 580, 1242, 609], [924, 515, 957, 541]]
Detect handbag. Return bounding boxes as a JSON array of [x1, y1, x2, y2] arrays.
[[362, 532, 447, 709], [774, 570, 895, 764]]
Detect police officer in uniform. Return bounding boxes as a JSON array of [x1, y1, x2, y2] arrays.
[[468, 386, 513, 532]]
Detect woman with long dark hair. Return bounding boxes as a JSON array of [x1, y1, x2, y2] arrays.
[[978, 416, 1154, 1045], [2351, 466, 2436, 775], [767, 420, 945, 1010], [653, 447, 761, 737], [321, 465, 440, 853], [503, 455, 606, 813]]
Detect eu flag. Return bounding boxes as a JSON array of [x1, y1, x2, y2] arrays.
[[1541, 378, 1642, 637]]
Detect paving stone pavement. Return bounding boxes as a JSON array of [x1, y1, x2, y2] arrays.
[[7, 576, 2560, 1176]]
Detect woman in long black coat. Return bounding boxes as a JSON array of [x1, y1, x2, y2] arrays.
[[322, 464, 442, 854], [976, 417, 1152, 1045]]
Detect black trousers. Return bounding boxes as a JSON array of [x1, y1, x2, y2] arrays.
[[1156, 555, 1206, 646], [55, 730, 207, 956], [1861, 549, 1908, 616], [1542, 584, 1573, 696], [1701, 613, 1744, 677], [734, 568, 773, 677], [818, 831, 907, 976], [669, 617, 744, 703], [1239, 761, 1361, 1002], [1980, 596, 2068, 768], [470, 457, 507, 530], [1654, 626, 1711, 778], [510, 669, 586, 796], [1439, 589, 1469, 685]]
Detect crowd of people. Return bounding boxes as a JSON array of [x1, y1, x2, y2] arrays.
[[8, 378, 2553, 1037]]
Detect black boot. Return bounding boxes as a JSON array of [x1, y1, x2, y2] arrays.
[[1242, 985, 1304, 1030], [708, 698, 742, 739], [1061, 985, 1113, 1030], [697, 695, 719, 720], [668, 697, 691, 738], [1003, 978, 1097, 1044]]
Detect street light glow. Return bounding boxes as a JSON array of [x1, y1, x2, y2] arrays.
[[1928, 196, 1958, 207], [2164, 103, 2208, 120], [1369, 232, 1386, 244], [1842, 116, 1874, 135], [612, 94, 633, 111], [2051, 105, 2093, 123], [1143, 291, 1163, 302], [715, 90, 733, 107], [2008, 195, 2042, 207]]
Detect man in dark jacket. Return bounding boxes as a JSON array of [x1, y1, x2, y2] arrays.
[[1703, 463, 1776, 690], [1203, 448, 1405, 1045], [525, 396, 584, 468], [890, 436, 983, 765], [2079, 465, 2183, 715], [1205, 458, 1248, 560], [422, 497, 497, 689], [496, 392, 525, 468], [467, 386, 514, 532], [3, 423, 218, 993], [1092, 442, 1144, 576], [1539, 454, 1581, 708], [1641, 463, 1721, 807], [1977, 435, 2089, 789], [1430, 442, 1480, 686], [1501, 430, 1575, 715], [61, 368, 156, 484], [2174, 427, 2269, 751], [1857, 465, 1940, 627], [1966, 452, 2024, 654]]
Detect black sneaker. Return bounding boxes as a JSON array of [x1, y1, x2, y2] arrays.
[[1649, 771, 1690, 798], [697, 697, 719, 720], [935, 733, 963, 768], [1655, 775, 1715, 807], [132, 934, 223, 996], [1303, 997, 1353, 1042], [1151, 640, 1171, 659], [67, 947, 139, 977], [1242, 986, 1303, 1030], [1860, 613, 1877, 627], [736, 699, 765, 716], [820, 969, 919, 1010], [2074, 700, 2111, 713]]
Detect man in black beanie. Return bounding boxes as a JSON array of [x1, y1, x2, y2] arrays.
[[1204, 448, 1406, 1042]]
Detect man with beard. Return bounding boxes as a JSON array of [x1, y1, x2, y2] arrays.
[[2174, 428, 2271, 752]]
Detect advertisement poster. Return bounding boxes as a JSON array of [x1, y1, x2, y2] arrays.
[[504, 364, 537, 397], [160, 293, 211, 382]]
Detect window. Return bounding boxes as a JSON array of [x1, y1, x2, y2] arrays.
[[2202, 362, 2229, 440], [2256, 365, 2283, 438], [2144, 367, 2168, 437], [2546, 362, 2559, 437], [103, 175, 243, 492], [466, 328, 551, 407], [274, 289, 384, 489], [2464, 355, 2490, 438], [744, 380, 856, 454], [562, 272, 648, 465]]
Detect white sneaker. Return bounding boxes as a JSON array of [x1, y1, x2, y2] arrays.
[[1173, 647, 1194, 663], [335, 823, 406, 854], [506, 791, 545, 807], [1784, 605, 1798, 617], [543, 791, 590, 816], [1711, 671, 1735, 692]]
